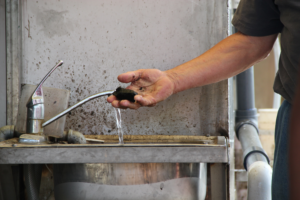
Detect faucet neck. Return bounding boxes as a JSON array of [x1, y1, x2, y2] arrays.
[[26, 60, 63, 134], [26, 104, 44, 134]]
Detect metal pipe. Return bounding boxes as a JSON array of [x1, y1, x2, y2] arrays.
[[236, 68, 256, 110], [42, 90, 114, 127], [235, 66, 272, 200], [236, 68, 257, 122]]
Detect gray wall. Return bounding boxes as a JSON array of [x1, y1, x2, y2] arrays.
[[0, 0, 6, 127], [20, 0, 228, 136]]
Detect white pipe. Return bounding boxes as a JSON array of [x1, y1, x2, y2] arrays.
[[198, 163, 207, 200], [247, 161, 272, 200], [237, 123, 272, 200], [238, 124, 268, 169]]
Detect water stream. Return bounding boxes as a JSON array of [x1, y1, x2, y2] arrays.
[[114, 108, 124, 144]]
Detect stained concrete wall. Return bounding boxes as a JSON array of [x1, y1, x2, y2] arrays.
[[20, 0, 228, 136]]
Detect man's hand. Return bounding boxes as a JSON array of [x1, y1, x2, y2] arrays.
[[107, 69, 175, 109]]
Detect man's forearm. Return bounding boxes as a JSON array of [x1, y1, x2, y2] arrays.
[[166, 32, 278, 94]]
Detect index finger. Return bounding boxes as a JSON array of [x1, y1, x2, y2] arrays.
[[118, 70, 142, 83], [107, 95, 117, 103]]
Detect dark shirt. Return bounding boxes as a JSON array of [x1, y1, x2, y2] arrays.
[[232, 0, 300, 104]]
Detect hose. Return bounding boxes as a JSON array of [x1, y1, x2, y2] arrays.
[[24, 164, 42, 200]]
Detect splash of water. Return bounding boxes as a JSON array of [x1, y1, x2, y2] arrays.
[[114, 108, 124, 144]]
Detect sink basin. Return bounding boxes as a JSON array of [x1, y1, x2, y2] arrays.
[[0, 135, 228, 199]]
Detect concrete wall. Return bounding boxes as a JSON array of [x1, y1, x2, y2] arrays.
[[20, 0, 228, 136]]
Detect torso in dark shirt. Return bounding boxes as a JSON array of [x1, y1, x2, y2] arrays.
[[232, 0, 300, 104]]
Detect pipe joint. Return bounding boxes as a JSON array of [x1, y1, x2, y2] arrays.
[[235, 120, 259, 139], [243, 146, 270, 171], [236, 108, 258, 121], [67, 129, 86, 144], [0, 125, 15, 142]]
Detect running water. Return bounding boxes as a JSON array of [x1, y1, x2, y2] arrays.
[[114, 108, 124, 144]]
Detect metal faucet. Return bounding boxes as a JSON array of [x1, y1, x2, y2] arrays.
[[26, 60, 64, 134], [23, 61, 137, 143]]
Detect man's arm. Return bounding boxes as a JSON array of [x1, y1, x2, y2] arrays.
[[107, 31, 278, 109], [167, 31, 277, 93]]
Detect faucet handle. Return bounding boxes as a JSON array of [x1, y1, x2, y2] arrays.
[[26, 60, 63, 107]]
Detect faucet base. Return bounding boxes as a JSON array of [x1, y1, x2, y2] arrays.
[[26, 119, 44, 134], [19, 134, 46, 143]]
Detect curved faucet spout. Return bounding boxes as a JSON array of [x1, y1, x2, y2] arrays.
[[27, 60, 64, 107], [42, 90, 114, 127]]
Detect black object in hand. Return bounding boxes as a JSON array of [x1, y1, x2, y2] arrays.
[[113, 87, 138, 102]]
